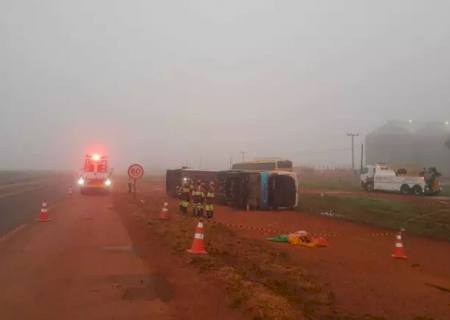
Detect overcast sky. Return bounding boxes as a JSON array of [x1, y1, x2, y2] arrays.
[[1, 0, 449, 171]]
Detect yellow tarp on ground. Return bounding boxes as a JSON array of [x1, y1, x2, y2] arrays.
[[288, 231, 328, 248]]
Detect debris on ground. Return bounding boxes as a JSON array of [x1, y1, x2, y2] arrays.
[[267, 231, 329, 248], [320, 210, 335, 217], [266, 235, 289, 242]]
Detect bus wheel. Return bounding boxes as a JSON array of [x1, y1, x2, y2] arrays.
[[413, 185, 423, 196], [400, 185, 410, 195]]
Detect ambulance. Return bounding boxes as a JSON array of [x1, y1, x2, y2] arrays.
[[77, 154, 113, 194]]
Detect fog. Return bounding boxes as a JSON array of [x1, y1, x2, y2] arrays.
[[1, 0, 449, 172]]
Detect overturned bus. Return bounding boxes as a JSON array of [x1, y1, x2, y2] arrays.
[[166, 168, 218, 197], [217, 170, 298, 210]]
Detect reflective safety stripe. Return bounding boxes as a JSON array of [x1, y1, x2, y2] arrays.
[[198, 222, 204, 228], [194, 233, 204, 240], [180, 200, 189, 207], [395, 243, 403, 248]]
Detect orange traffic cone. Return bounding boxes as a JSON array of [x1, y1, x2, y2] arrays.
[[187, 220, 207, 255], [392, 230, 407, 259], [159, 202, 170, 220], [36, 201, 51, 222]]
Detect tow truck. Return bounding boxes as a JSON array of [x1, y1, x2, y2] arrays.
[[77, 154, 113, 194], [360, 164, 441, 196]]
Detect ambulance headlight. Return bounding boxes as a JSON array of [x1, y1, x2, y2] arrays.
[[78, 177, 85, 185], [105, 179, 112, 186]]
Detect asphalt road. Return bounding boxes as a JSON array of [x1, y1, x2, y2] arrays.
[[0, 171, 74, 236]]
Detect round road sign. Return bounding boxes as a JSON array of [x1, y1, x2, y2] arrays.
[[128, 164, 144, 180]]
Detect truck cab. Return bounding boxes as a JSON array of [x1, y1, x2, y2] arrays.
[[77, 154, 113, 194]]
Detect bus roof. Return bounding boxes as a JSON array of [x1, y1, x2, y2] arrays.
[[234, 159, 290, 164]]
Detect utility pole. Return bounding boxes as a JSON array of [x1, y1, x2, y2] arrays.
[[229, 155, 233, 168], [347, 133, 359, 171], [240, 151, 246, 162], [360, 143, 364, 172]]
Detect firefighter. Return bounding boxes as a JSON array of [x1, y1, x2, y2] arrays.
[[205, 181, 216, 219], [179, 180, 191, 214], [191, 180, 205, 217], [127, 177, 133, 194], [176, 184, 182, 199], [188, 180, 195, 208]]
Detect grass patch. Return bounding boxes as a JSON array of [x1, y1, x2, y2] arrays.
[[438, 184, 450, 197], [299, 194, 450, 240], [297, 169, 361, 192], [301, 179, 361, 191]]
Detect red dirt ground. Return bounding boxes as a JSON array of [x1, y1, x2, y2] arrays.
[[153, 182, 450, 320], [0, 185, 244, 320]]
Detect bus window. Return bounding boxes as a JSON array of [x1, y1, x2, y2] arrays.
[[232, 162, 276, 171], [277, 160, 293, 170], [232, 160, 295, 171]]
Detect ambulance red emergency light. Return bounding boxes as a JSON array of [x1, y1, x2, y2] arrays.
[[77, 153, 113, 194]]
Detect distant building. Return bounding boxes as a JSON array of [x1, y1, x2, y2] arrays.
[[365, 120, 450, 175]]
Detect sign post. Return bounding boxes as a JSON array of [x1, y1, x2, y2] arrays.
[[127, 164, 144, 198]]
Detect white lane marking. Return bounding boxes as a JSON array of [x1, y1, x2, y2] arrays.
[[0, 224, 27, 243]]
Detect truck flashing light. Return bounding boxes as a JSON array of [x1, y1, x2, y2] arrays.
[[105, 179, 112, 186], [78, 177, 85, 185], [92, 154, 101, 161]]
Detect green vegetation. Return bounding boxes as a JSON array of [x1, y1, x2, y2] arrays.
[[301, 179, 361, 191], [297, 167, 361, 191], [299, 194, 450, 241], [438, 184, 450, 197]]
